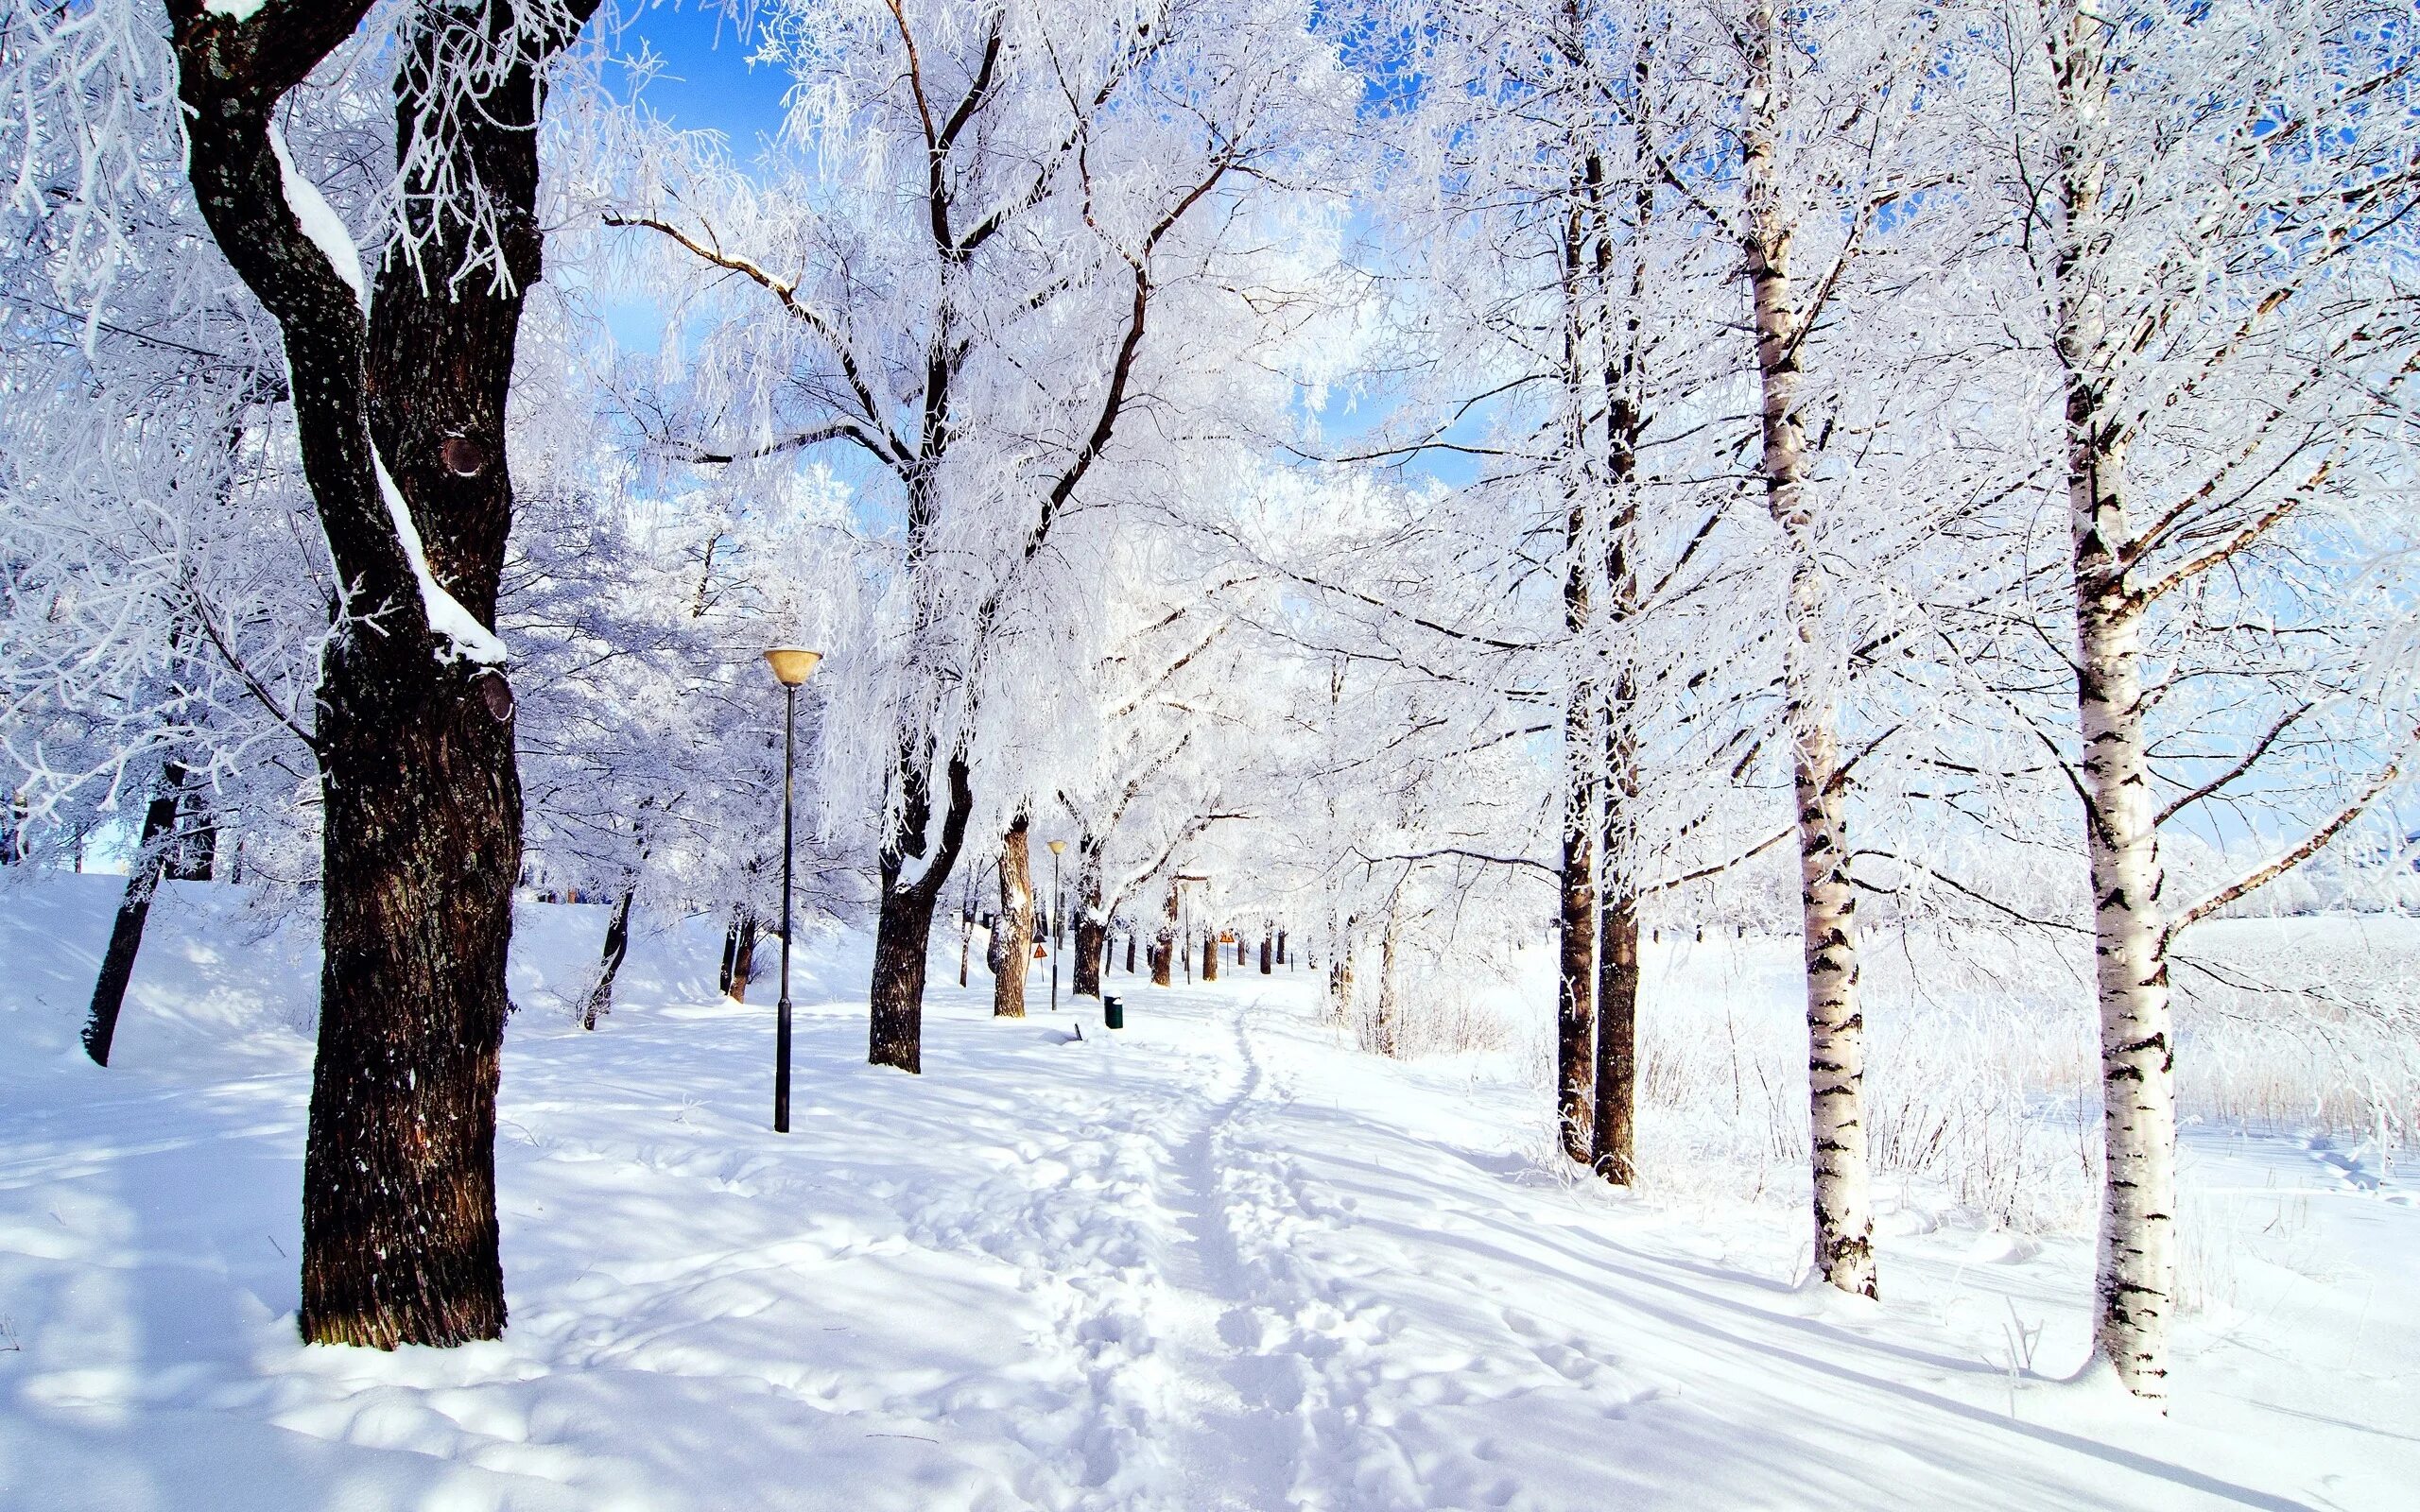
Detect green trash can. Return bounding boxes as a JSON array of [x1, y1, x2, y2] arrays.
[[1103, 995, 1124, 1030]]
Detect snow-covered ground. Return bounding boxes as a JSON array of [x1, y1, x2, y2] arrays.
[[1, 874, 2413, 1510]]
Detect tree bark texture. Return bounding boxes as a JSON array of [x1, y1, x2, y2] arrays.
[[993, 816, 1033, 1018], [868, 747, 974, 1073], [2055, 9, 2172, 1400], [1201, 928, 1219, 982], [1744, 1, 1876, 1298], [1259, 929, 1272, 975], [1555, 249, 1599, 1165], [723, 912, 761, 1003], [580, 887, 634, 1031], [1152, 881, 1176, 986], [1589, 137, 1649, 1189], [81, 763, 189, 1066], [1072, 853, 1105, 999], [169, 0, 596, 1349]]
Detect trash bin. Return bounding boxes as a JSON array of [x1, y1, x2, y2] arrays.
[[1103, 995, 1124, 1030]]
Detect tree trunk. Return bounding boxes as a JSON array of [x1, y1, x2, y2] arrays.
[[1554, 167, 1598, 1168], [1072, 858, 1106, 999], [1374, 890, 1406, 1058], [1201, 928, 1219, 982], [2055, 10, 2172, 1397], [1152, 881, 1176, 986], [868, 747, 974, 1073], [1260, 928, 1272, 974], [580, 887, 634, 1031], [1327, 935, 1355, 1022], [959, 870, 975, 988], [726, 912, 761, 1003], [994, 815, 1033, 1018], [1276, 927, 1287, 966], [168, 0, 600, 1349], [1590, 136, 1650, 1190], [1592, 886, 1640, 1183], [1744, 0, 1876, 1298], [81, 763, 189, 1066]]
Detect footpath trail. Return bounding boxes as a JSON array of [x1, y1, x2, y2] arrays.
[[0, 885, 2410, 1510]]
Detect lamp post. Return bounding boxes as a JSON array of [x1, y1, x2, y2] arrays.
[[763, 646, 822, 1133], [1046, 839, 1067, 1013]]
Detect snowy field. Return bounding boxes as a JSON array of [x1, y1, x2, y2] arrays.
[[1, 874, 2414, 1511]]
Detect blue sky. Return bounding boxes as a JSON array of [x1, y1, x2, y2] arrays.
[[613, 2, 792, 146]]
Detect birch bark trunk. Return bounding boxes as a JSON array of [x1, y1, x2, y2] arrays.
[[2052, 3, 2173, 1400], [1743, 0, 1876, 1297]]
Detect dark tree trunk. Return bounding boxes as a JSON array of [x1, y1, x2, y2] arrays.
[[868, 748, 974, 1073], [1125, 930, 1137, 975], [165, 779, 216, 881], [81, 763, 189, 1066], [1201, 929, 1218, 982], [168, 0, 597, 1350], [581, 887, 634, 1031], [725, 912, 761, 1003], [1073, 868, 1106, 999], [1592, 896, 1640, 1184], [1260, 929, 1272, 974], [1277, 928, 1287, 966]]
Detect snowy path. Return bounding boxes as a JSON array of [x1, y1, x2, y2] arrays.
[[2, 881, 2415, 1509]]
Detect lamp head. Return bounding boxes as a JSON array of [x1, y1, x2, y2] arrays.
[[1047, 839, 1067, 856], [764, 647, 823, 687]]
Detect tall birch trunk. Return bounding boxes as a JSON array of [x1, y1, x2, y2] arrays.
[[1744, 0, 1876, 1297], [2054, 5, 2173, 1400], [993, 815, 1034, 1018]]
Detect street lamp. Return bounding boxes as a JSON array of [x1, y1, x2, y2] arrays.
[[763, 645, 822, 1133], [1047, 839, 1067, 1012]]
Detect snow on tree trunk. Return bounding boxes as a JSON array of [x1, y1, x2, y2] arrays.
[[580, 887, 634, 1032], [164, 0, 602, 1349], [1259, 928, 1272, 974], [1374, 885, 1406, 1058], [869, 746, 974, 1072], [1590, 139, 1648, 1190], [1201, 925, 1219, 982], [726, 912, 762, 1003], [1743, 0, 1876, 1298], [994, 816, 1034, 1019], [1152, 880, 1177, 986], [1072, 854, 1105, 999], [1555, 207, 1598, 1169]]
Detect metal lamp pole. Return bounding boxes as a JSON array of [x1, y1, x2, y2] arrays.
[[763, 646, 822, 1133], [1047, 839, 1066, 1011]]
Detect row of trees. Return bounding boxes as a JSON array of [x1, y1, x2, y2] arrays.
[[7, 0, 2417, 1410]]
